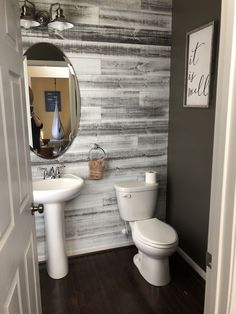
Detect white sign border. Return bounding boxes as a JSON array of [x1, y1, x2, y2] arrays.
[[183, 22, 215, 108]]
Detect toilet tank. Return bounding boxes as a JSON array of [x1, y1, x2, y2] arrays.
[[114, 181, 159, 221]]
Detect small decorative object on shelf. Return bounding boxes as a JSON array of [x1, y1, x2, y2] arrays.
[[88, 144, 106, 180]]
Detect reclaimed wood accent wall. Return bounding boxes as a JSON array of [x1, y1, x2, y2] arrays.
[[20, 0, 172, 260]]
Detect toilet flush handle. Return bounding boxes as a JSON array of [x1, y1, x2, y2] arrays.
[[123, 194, 131, 198]]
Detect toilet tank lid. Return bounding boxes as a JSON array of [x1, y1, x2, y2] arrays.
[[114, 180, 159, 192]]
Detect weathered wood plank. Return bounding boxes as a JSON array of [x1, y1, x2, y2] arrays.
[[64, 214, 121, 242], [81, 90, 139, 98], [80, 89, 170, 113], [140, 90, 170, 106], [64, 25, 171, 46], [81, 106, 101, 121], [100, 92, 140, 110], [70, 57, 101, 75], [101, 102, 168, 119], [88, 92, 168, 115], [22, 24, 171, 46], [78, 119, 168, 136], [140, 97, 169, 108], [71, 134, 138, 153], [141, 0, 172, 11], [138, 133, 168, 148], [80, 91, 140, 108], [101, 59, 170, 75], [81, 96, 102, 107], [59, 5, 100, 25], [78, 73, 170, 91], [100, 8, 171, 31], [107, 156, 167, 172], [22, 37, 171, 59]]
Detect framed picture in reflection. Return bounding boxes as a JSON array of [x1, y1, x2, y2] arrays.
[[45, 91, 61, 112]]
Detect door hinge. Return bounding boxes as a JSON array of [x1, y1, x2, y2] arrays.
[[206, 251, 212, 269]]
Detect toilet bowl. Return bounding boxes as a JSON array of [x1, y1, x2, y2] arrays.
[[130, 219, 178, 286], [114, 180, 178, 286]]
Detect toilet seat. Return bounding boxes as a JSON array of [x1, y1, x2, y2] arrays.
[[132, 218, 178, 249]]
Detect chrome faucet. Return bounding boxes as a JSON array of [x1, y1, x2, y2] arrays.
[[55, 165, 65, 178], [38, 165, 65, 179], [49, 167, 56, 179], [38, 167, 49, 180]]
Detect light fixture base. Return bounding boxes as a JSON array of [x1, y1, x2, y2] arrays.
[[35, 10, 51, 27]]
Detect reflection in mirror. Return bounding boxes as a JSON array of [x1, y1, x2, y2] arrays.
[[24, 43, 81, 159]]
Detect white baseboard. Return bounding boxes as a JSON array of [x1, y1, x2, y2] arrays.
[[177, 247, 206, 280]]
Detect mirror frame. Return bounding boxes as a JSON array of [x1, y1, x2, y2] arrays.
[[24, 43, 81, 160]]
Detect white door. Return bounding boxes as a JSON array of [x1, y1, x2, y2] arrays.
[[0, 0, 42, 313], [204, 0, 236, 313]]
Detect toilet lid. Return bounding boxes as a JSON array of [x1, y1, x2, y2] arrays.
[[114, 180, 158, 192], [133, 218, 178, 248]]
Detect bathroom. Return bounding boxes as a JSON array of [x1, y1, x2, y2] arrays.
[[1, 0, 236, 313]]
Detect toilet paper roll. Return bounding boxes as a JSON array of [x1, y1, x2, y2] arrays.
[[145, 171, 157, 184]]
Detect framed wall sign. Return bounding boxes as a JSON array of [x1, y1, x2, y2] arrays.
[[183, 22, 215, 108], [45, 91, 61, 112]]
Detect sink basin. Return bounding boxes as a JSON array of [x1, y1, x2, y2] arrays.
[[32, 174, 84, 279], [33, 174, 84, 203]]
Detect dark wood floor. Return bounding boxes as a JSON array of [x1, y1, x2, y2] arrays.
[[39, 246, 205, 314]]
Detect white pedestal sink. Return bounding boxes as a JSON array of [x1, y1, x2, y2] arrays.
[[33, 174, 84, 279]]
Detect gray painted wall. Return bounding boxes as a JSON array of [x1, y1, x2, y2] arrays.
[[19, 0, 172, 260], [167, 0, 221, 269]]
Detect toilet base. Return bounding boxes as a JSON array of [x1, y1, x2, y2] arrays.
[[133, 252, 170, 286]]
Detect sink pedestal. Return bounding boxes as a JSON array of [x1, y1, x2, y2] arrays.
[[33, 174, 84, 279], [44, 203, 68, 279]]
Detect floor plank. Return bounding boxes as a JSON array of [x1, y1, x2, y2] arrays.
[[39, 246, 205, 314]]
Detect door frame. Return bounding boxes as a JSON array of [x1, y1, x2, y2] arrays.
[[204, 0, 236, 312]]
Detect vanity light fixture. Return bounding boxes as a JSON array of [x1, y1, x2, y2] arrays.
[[48, 3, 74, 31], [20, 0, 40, 29], [20, 1, 74, 31]]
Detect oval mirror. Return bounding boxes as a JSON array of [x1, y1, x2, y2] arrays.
[[24, 43, 81, 159]]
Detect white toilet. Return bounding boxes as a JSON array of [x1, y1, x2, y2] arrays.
[[114, 180, 178, 286]]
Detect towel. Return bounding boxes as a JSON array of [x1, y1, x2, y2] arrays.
[[89, 159, 105, 180]]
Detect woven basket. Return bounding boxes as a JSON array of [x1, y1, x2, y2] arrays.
[[88, 144, 106, 180]]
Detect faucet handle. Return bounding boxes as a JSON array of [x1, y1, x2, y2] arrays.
[[38, 167, 48, 179], [55, 164, 65, 178], [49, 166, 55, 175]]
